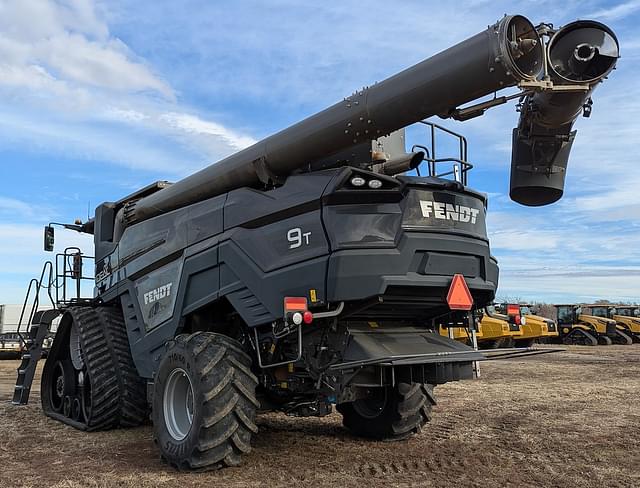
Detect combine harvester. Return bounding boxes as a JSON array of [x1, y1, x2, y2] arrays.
[[478, 305, 523, 349], [507, 303, 558, 347], [439, 304, 523, 349], [11, 15, 618, 469]]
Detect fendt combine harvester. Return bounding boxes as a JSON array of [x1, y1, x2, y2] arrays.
[[12, 15, 618, 470]]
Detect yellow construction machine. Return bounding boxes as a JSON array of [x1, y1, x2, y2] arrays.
[[554, 304, 632, 346], [440, 305, 522, 349], [610, 305, 640, 342], [582, 304, 634, 345], [515, 304, 559, 347]]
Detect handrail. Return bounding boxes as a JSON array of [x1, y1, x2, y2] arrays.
[[413, 120, 472, 185], [55, 247, 94, 305], [16, 261, 55, 346]]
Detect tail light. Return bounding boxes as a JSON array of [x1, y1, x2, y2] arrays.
[[284, 297, 313, 326], [506, 303, 522, 327]]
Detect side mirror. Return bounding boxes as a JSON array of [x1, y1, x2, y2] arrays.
[[44, 225, 55, 252]]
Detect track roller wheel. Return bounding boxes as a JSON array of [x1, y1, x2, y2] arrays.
[[337, 383, 436, 441], [44, 360, 75, 414], [153, 332, 259, 471]]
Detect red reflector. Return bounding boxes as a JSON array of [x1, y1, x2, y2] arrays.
[[446, 274, 473, 311], [515, 315, 521, 325], [284, 297, 308, 312], [507, 304, 520, 316], [303, 311, 313, 324]]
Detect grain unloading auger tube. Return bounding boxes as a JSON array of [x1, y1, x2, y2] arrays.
[[115, 17, 618, 233]]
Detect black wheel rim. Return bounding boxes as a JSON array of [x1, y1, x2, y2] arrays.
[[49, 361, 66, 412], [353, 388, 388, 419]]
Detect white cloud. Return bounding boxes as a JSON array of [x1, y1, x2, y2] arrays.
[[0, 0, 172, 97], [586, 0, 640, 20], [0, 197, 54, 221], [159, 113, 256, 152], [0, 0, 256, 174]]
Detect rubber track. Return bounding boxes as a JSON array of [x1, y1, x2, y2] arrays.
[[162, 332, 259, 470], [563, 328, 598, 346], [72, 306, 147, 430], [611, 329, 633, 345]]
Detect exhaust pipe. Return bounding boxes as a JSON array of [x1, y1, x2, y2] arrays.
[[376, 151, 425, 176]]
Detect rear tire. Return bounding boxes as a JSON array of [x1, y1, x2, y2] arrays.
[[515, 338, 535, 348], [153, 332, 259, 470], [337, 383, 436, 441]]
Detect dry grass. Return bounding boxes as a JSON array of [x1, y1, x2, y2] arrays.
[[1, 346, 640, 487]]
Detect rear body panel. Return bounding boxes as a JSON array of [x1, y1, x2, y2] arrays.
[[94, 169, 496, 379]]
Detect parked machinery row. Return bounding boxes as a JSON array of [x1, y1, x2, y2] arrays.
[[554, 304, 639, 345], [439, 303, 558, 349], [440, 302, 640, 349]]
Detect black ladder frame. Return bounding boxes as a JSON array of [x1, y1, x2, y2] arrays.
[[11, 248, 94, 405]]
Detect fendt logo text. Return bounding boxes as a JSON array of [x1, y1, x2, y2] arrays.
[[144, 283, 173, 305], [420, 200, 480, 224]]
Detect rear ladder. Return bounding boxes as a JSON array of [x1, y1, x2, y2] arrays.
[[11, 249, 93, 405]]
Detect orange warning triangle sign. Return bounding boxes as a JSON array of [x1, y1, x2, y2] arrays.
[[446, 274, 474, 310]]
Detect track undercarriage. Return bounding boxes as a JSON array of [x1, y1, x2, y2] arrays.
[[41, 307, 147, 430]]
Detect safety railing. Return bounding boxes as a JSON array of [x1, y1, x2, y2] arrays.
[[412, 121, 473, 185]]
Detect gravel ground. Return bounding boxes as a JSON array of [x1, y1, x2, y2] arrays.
[[1, 345, 639, 487]]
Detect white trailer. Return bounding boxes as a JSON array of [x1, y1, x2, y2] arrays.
[[1, 304, 60, 357]]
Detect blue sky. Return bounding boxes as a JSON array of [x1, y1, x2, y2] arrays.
[[0, 0, 639, 304]]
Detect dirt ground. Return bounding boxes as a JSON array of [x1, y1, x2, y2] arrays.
[[1, 346, 639, 488]]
